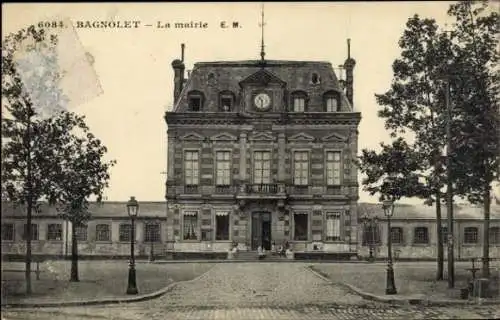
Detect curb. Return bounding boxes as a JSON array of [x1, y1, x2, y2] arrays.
[[306, 266, 500, 307], [142, 259, 369, 264], [1, 264, 215, 309]]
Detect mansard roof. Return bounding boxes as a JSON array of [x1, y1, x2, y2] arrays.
[[358, 202, 500, 221], [173, 59, 351, 112], [1, 201, 166, 219]]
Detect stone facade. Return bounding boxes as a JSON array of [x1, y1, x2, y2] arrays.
[[1, 202, 167, 259], [165, 48, 361, 254], [357, 203, 500, 261]]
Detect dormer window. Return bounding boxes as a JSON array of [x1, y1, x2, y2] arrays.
[[219, 91, 234, 112], [324, 91, 340, 112], [188, 91, 204, 112], [311, 73, 321, 85], [291, 91, 307, 112]]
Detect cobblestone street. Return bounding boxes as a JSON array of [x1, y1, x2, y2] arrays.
[[3, 263, 500, 319]]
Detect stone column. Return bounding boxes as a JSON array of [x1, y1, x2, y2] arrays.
[[278, 132, 286, 182], [239, 132, 247, 182]]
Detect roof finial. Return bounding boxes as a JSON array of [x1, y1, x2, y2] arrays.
[[347, 38, 351, 59], [259, 3, 266, 61]]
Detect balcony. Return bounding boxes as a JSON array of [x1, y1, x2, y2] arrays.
[[246, 184, 278, 194], [184, 185, 199, 194], [214, 185, 235, 194], [237, 183, 287, 200]]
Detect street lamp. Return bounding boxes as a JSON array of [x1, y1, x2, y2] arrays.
[[126, 196, 139, 295], [382, 199, 397, 295], [361, 214, 378, 262]]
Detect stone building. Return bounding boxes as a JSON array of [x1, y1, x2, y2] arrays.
[[357, 202, 500, 260], [1, 202, 167, 259], [164, 42, 361, 255]]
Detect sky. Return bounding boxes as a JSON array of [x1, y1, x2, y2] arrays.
[[3, 2, 496, 204]]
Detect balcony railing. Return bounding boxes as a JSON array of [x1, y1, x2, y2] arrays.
[[245, 183, 278, 194], [290, 185, 309, 194], [184, 185, 199, 194], [326, 185, 342, 195], [215, 185, 233, 194]]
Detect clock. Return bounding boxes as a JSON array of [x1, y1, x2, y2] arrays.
[[254, 92, 271, 110]]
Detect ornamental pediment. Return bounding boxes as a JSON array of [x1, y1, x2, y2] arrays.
[[249, 132, 276, 142], [179, 132, 204, 141], [239, 69, 286, 88], [321, 132, 348, 142], [210, 132, 238, 141], [288, 132, 315, 142]]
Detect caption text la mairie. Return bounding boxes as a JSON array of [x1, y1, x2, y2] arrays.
[[74, 20, 241, 29]]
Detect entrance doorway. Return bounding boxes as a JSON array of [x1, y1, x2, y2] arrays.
[[251, 212, 272, 250]]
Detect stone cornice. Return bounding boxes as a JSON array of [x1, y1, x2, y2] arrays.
[[165, 112, 361, 126]]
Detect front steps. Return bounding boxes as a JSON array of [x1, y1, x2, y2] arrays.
[[233, 250, 290, 262]]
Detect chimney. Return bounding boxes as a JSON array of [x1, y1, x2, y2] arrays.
[[343, 38, 356, 107], [171, 43, 186, 104]]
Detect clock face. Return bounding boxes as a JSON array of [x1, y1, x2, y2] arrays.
[[254, 93, 271, 110]]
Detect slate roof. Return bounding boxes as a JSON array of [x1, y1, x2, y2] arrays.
[[3, 201, 499, 221], [358, 202, 500, 220], [1, 202, 166, 219], [173, 60, 352, 113]]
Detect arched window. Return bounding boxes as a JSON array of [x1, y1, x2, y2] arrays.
[[413, 227, 429, 244], [490, 227, 500, 244], [290, 91, 308, 112], [187, 90, 204, 112], [362, 224, 380, 246], [464, 226, 479, 244], [390, 227, 404, 244], [219, 91, 235, 112], [324, 91, 340, 112]]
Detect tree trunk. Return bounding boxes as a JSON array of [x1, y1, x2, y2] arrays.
[[70, 222, 79, 282], [482, 182, 491, 278], [25, 198, 33, 294], [435, 193, 444, 280], [25, 117, 33, 295]]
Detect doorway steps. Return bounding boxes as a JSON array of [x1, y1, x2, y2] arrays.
[[235, 250, 289, 262]]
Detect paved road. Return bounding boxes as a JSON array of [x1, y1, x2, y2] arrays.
[[3, 263, 500, 320]]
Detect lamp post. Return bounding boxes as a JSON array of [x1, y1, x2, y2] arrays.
[[126, 196, 139, 295], [361, 214, 378, 262], [382, 199, 397, 295]]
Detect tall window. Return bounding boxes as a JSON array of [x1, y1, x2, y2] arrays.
[[188, 91, 203, 111], [362, 224, 380, 246], [293, 151, 309, 185], [215, 211, 230, 240], [75, 224, 88, 241], [119, 223, 132, 242], [391, 227, 404, 244], [23, 223, 39, 241], [2, 224, 14, 241], [490, 227, 500, 245], [326, 151, 342, 185], [413, 227, 429, 244], [183, 211, 198, 240], [253, 151, 271, 184], [291, 92, 307, 112], [326, 97, 338, 112], [145, 223, 161, 243], [464, 227, 478, 244], [47, 224, 62, 241], [95, 224, 110, 241], [219, 92, 234, 111], [216, 151, 231, 186], [293, 212, 309, 241], [325, 212, 341, 241], [184, 151, 199, 185]]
